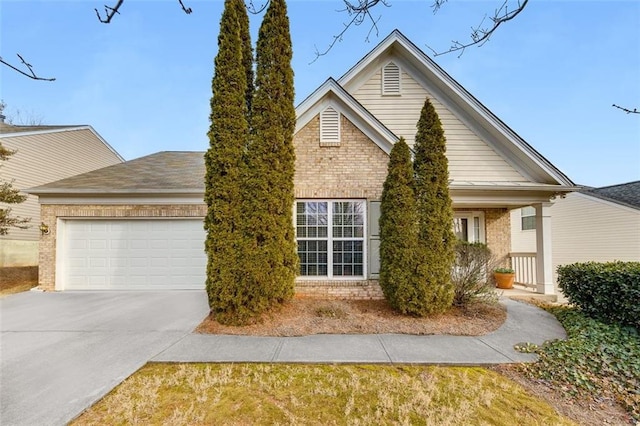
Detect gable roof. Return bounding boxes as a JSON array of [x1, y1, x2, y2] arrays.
[[295, 77, 397, 154], [337, 29, 574, 188], [582, 181, 640, 210], [28, 151, 204, 195]]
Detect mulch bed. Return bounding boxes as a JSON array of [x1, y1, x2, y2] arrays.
[[196, 298, 506, 337]]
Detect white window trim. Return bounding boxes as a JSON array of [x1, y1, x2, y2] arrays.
[[319, 106, 341, 146], [453, 211, 486, 243], [521, 206, 536, 231], [382, 61, 401, 96], [295, 199, 367, 280]]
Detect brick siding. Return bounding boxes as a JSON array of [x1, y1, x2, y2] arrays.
[[294, 114, 389, 200]]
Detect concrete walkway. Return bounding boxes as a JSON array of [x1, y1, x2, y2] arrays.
[[1, 291, 565, 426], [154, 298, 567, 364]]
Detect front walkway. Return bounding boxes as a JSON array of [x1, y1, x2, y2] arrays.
[[154, 298, 567, 364]]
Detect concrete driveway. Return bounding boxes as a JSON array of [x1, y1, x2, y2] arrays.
[[0, 290, 209, 426]]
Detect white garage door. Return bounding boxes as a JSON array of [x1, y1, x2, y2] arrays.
[[59, 219, 206, 290]]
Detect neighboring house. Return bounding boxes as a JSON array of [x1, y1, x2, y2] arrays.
[[511, 181, 640, 288], [0, 118, 124, 267], [28, 30, 576, 296]]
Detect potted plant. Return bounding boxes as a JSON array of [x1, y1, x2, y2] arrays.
[[494, 267, 515, 289]]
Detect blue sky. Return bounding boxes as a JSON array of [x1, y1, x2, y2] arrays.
[[1, 0, 639, 187]]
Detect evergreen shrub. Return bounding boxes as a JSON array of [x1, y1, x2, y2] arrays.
[[557, 261, 640, 329]]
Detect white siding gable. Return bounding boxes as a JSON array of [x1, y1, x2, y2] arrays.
[[353, 67, 527, 182]]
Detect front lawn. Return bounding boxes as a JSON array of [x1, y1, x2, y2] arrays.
[[72, 364, 574, 425]]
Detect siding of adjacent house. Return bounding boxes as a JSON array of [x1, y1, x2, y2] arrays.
[[0, 128, 122, 266], [510, 209, 537, 252], [352, 68, 527, 183], [510, 192, 640, 284]]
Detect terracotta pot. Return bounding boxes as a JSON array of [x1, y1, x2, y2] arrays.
[[494, 272, 515, 289]]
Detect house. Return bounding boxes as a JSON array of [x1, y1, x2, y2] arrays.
[[27, 30, 576, 296], [511, 181, 640, 289], [0, 119, 123, 267]]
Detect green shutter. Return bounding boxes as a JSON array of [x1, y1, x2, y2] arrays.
[[368, 200, 381, 278]]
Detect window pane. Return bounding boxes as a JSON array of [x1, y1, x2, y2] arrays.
[[522, 216, 536, 231], [474, 217, 480, 242], [333, 227, 342, 238], [454, 218, 469, 241], [297, 237, 328, 277], [332, 240, 364, 277]]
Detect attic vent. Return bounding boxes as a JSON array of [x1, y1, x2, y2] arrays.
[[320, 106, 340, 146], [382, 62, 401, 95]]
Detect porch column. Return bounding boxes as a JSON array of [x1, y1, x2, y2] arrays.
[[534, 202, 554, 294]]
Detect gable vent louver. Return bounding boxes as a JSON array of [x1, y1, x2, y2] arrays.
[[382, 62, 401, 95], [320, 106, 340, 146]]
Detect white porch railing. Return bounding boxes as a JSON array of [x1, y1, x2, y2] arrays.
[[509, 252, 537, 289]]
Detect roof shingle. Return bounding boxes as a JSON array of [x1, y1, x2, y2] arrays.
[[28, 151, 205, 194], [583, 181, 640, 209]]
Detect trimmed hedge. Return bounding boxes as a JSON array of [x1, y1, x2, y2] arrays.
[[557, 261, 640, 329]]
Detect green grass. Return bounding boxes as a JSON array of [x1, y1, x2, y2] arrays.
[[520, 305, 640, 422], [72, 364, 575, 425]]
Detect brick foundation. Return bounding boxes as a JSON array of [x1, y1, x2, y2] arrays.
[[295, 280, 384, 300]]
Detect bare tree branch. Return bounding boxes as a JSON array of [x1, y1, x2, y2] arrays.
[[95, 0, 124, 23], [431, 0, 448, 14], [246, 0, 270, 15], [0, 54, 55, 81], [178, 0, 192, 15], [612, 104, 640, 114], [311, 0, 390, 64], [427, 0, 529, 57], [95, 0, 192, 24]]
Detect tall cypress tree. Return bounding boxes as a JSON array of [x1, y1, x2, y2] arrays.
[[244, 0, 298, 311], [413, 97, 455, 314], [204, 0, 252, 323], [379, 138, 424, 314], [234, 0, 254, 117]]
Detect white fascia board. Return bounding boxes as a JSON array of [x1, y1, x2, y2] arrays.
[[451, 192, 558, 208], [337, 30, 574, 187], [295, 79, 397, 155], [0, 126, 88, 139], [85, 125, 125, 162]]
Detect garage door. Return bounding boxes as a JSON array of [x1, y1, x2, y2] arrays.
[[59, 219, 206, 290]]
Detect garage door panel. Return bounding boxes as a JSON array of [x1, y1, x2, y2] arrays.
[[61, 219, 206, 290]]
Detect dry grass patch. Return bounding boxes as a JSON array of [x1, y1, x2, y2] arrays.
[[72, 364, 575, 426], [0, 266, 38, 296], [196, 298, 506, 336]]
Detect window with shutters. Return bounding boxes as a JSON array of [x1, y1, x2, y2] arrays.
[[382, 61, 401, 95], [296, 200, 366, 279], [320, 106, 340, 146]]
